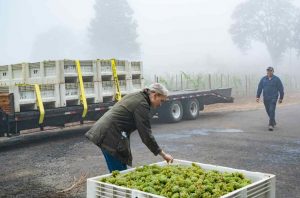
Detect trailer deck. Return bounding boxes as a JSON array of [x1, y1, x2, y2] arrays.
[[0, 88, 233, 136]]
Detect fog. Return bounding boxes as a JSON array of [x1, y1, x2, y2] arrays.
[[1, 0, 300, 76]]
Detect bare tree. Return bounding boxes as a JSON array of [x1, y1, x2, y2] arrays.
[[229, 0, 300, 65], [89, 0, 140, 59]]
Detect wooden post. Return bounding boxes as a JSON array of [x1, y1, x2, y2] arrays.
[[175, 74, 178, 90], [221, 74, 223, 88], [209, 74, 212, 90], [248, 75, 250, 96], [227, 74, 230, 87], [181, 73, 183, 90], [186, 75, 189, 89], [245, 75, 248, 96]]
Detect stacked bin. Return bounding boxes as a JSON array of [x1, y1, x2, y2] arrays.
[[0, 63, 26, 86], [21, 61, 61, 111], [96, 60, 131, 103], [97, 60, 114, 103], [130, 61, 144, 91], [0, 59, 144, 112], [59, 60, 99, 107], [0, 63, 30, 112]]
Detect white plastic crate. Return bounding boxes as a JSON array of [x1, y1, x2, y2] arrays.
[[116, 60, 129, 76], [24, 62, 43, 84], [130, 61, 143, 75], [44, 61, 57, 77], [43, 60, 63, 84], [28, 62, 41, 78], [101, 80, 114, 96], [84, 82, 94, 94], [40, 84, 55, 99], [80, 60, 96, 77], [12, 64, 25, 80], [25, 61, 63, 84], [99, 60, 113, 75], [119, 80, 126, 89], [15, 84, 61, 110], [87, 159, 275, 198], [0, 86, 9, 93], [0, 65, 9, 86], [0, 59, 144, 110], [19, 85, 35, 102], [97, 60, 131, 79], [61, 81, 99, 105], [65, 83, 79, 97], [84, 82, 97, 99], [0, 64, 26, 86], [132, 79, 144, 91], [61, 60, 95, 77], [63, 60, 77, 77]]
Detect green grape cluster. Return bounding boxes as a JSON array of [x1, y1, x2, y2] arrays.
[[100, 163, 251, 198]]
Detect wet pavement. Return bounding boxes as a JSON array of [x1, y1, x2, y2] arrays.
[[0, 103, 300, 198]]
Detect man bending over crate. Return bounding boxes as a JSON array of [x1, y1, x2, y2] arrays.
[[85, 83, 174, 172]]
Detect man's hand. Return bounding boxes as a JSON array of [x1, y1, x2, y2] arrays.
[[278, 99, 283, 104], [256, 98, 260, 103], [159, 150, 174, 164]]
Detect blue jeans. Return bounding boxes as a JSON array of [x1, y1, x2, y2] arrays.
[[101, 149, 127, 173], [263, 99, 277, 126]]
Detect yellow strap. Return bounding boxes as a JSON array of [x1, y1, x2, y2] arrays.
[[111, 59, 122, 101], [75, 60, 88, 118], [34, 84, 45, 124]]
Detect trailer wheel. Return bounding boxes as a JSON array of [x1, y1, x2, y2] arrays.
[[183, 98, 200, 120], [158, 101, 183, 123]]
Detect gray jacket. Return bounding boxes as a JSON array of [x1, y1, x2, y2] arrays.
[[85, 91, 161, 166]]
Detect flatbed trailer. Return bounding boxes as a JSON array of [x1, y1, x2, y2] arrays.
[[0, 88, 233, 137]]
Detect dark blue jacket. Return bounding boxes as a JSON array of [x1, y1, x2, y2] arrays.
[[256, 75, 284, 100]]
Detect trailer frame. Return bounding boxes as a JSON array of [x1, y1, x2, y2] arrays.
[[0, 88, 233, 137]]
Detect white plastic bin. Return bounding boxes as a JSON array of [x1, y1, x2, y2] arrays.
[[87, 159, 275, 198]]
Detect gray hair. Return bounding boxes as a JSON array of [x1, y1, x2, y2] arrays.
[[146, 83, 169, 96]]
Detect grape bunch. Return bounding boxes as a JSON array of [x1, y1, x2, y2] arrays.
[[100, 163, 251, 198]]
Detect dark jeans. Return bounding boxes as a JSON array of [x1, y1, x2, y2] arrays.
[[101, 149, 127, 173], [263, 99, 277, 126]]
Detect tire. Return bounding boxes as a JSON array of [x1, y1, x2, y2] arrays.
[[183, 98, 200, 120], [158, 101, 183, 123]]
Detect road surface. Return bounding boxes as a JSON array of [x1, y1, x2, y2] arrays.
[[0, 103, 299, 198]]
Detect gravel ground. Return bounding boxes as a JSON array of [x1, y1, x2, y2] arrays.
[[0, 101, 300, 198]]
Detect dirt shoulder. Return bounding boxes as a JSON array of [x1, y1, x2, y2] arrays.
[[204, 92, 300, 113]]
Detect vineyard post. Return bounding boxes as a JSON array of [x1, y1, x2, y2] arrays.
[[245, 75, 248, 96], [176, 74, 178, 90], [181, 73, 183, 90], [221, 74, 223, 88], [227, 74, 230, 88], [209, 74, 212, 90]]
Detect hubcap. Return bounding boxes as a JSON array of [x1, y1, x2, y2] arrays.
[[171, 103, 181, 119], [190, 101, 198, 116]]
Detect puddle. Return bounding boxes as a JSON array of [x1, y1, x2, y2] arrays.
[[155, 128, 243, 140]]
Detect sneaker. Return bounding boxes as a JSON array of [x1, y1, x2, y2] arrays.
[[268, 125, 274, 131]]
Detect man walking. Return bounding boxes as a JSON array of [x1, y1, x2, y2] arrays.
[[85, 83, 174, 172], [256, 67, 284, 131]]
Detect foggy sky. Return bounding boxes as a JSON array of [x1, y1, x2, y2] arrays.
[[1, 0, 300, 76]]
